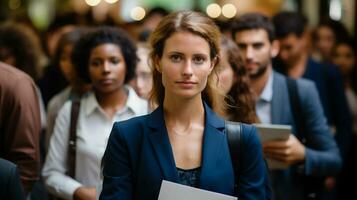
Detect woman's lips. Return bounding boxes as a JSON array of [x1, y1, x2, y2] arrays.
[[100, 79, 114, 85], [175, 81, 197, 88]]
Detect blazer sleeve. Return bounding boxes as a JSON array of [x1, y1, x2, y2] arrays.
[[298, 80, 342, 176], [237, 124, 268, 200], [100, 122, 133, 200]]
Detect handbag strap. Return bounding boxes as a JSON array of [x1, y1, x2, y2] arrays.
[[226, 120, 242, 194], [67, 101, 80, 178]]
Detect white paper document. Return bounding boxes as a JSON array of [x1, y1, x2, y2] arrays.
[[158, 180, 237, 200], [254, 123, 292, 170]]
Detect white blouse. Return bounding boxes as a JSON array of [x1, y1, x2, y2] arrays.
[[42, 86, 148, 200]]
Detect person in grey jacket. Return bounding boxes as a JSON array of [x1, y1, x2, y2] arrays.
[[231, 13, 341, 200]]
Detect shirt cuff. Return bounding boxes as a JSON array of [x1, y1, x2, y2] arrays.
[[62, 178, 82, 200]]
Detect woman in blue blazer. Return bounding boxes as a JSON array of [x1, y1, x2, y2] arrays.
[[100, 11, 267, 200]]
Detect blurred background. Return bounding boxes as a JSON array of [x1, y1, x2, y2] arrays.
[[0, 0, 355, 36], [1, 1, 356, 199]]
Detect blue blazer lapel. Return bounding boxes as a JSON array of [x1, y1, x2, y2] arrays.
[[146, 103, 226, 188], [147, 106, 178, 182], [199, 103, 226, 189]]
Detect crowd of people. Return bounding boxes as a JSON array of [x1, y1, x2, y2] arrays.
[[0, 7, 356, 200]]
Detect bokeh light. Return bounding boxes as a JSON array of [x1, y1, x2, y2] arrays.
[[222, 3, 237, 18], [85, 0, 101, 7], [206, 3, 221, 18], [105, 0, 118, 4], [130, 6, 146, 21]]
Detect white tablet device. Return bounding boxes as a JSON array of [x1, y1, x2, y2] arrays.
[[253, 123, 292, 170], [254, 123, 291, 142]]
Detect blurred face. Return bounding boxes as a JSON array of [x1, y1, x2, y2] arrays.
[[234, 29, 278, 79], [315, 26, 335, 59], [89, 43, 126, 94], [134, 48, 152, 99], [59, 44, 76, 83], [332, 43, 355, 75], [217, 52, 234, 94], [159, 31, 215, 100], [278, 33, 305, 67]]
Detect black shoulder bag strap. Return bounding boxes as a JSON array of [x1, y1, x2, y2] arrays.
[[225, 120, 242, 194], [286, 77, 304, 137], [67, 101, 80, 178], [226, 121, 272, 199], [286, 77, 323, 200]]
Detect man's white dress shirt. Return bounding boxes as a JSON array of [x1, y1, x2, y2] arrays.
[[256, 72, 274, 124]]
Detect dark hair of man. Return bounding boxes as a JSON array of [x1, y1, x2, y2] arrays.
[[231, 13, 275, 43], [272, 11, 307, 39], [72, 26, 138, 84], [145, 7, 169, 19]]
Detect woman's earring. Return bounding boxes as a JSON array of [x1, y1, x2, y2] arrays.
[[156, 64, 162, 73]]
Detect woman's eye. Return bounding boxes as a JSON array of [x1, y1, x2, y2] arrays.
[[193, 56, 205, 64], [90, 60, 101, 67], [110, 58, 120, 64], [170, 54, 182, 62]]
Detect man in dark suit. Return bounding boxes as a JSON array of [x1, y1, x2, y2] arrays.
[[272, 11, 353, 200], [231, 13, 341, 200], [272, 11, 352, 159], [0, 158, 25, 200]]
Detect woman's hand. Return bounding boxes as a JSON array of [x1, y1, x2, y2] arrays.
[[73, 186, 96, 200]]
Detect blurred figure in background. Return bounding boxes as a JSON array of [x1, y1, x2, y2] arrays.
[[273, 12, 352, 199], [231, 13, 341, 200], [42, 26, 148, 200], [0, 62, 41, 197], [272, 11, 352, 161], [138, 7, 168, 42], [45, 27, 91, 151], [0, 22, 46, 82], [331, 39, 357, 199], [217, 36, 258, 123], [0, 21, 48, 134], [311, 18, 349, 63], [131, 42, 152, 100], [39, 24, 76, 106]]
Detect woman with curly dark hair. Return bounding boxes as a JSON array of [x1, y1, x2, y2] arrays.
[[42, 26, 148, 200], [217, 36, 258, 123]]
